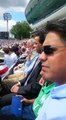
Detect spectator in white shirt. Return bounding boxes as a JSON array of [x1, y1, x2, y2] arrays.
[[3, 47, 13, 68], [9, 47, 18, 64]]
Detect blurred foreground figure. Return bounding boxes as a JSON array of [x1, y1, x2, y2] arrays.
[[36, 19, 66, 120]]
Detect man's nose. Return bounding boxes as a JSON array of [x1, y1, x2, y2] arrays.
[[39, 52, 47, 61]]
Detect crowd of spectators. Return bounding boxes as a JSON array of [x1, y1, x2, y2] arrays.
[[0, 39, 27, 48], [0, 19, 66, 120]]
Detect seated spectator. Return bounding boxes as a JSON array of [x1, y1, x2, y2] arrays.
[[0, 29, 45, 108], [9, 47, 18, 64], [12, 44, 19, 57], [26, 38, 35, 59], [0, 79, 55, 120], [24, 38, 39, 75], [21, 46, 26, 55], [36, 19, 66, 120], [3, 47, 13, 68], [24, 31, 46, 75]]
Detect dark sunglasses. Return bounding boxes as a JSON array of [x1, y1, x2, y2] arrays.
[[41, 45, 66, 55]]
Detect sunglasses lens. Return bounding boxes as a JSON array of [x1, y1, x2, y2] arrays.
[[42, 46, 56, 55]]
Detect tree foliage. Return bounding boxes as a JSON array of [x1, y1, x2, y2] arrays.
[[10, 21, 33, 40]]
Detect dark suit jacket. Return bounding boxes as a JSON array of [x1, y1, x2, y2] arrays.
[[0, 62, 42, 107], [17, 62, 42, 99]]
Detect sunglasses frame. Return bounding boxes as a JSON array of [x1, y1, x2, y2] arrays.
[[41, 45, 66, 55]]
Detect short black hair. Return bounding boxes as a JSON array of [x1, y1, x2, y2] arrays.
[[32, 29, 45, 44], [3, 47, 9, 54], [45, 19, 66, 43]]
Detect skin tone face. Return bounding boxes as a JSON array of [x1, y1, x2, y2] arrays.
[[40, 32, 66, 85], [34, 36, 42, 53], [27, 39, 34, 49]]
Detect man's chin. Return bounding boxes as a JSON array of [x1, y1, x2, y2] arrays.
[[40, 70, 45, 76], [40, 71, 46, 79]]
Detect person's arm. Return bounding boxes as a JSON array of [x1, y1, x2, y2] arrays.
[[10, 76, 27, 92], [11, 62, 42, 98], [10, 82, 21, 92], [26, 54, 31, 61], [22, 98, 35, 104], [26, 48, 32, 61], [19, 76, 27, 85], [17, 75, 42, 99]]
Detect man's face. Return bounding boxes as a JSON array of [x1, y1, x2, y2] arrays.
[[34, 36, 42, 53], [40, 32, 66, 85], [27, 40, 33, 49]]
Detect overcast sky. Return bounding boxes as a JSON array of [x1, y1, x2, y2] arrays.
[[0, 0, 30, 31]]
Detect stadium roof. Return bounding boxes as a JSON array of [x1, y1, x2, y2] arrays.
[[25, 0, 66, 29]]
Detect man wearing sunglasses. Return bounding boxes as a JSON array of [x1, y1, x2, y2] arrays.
[[36, 19, 66, 120]]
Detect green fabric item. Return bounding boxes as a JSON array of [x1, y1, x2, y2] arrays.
[[33, 82, 55, 117]]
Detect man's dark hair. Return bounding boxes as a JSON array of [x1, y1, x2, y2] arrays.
[[32, 29, 45, 44], [45, 19, 66, 43], [3, 47, 9, 54]]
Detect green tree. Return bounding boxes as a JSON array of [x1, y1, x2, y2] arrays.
[[10, 21, 33, 40]]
